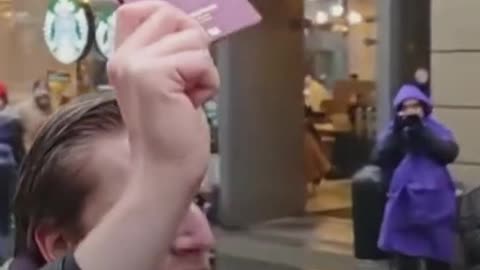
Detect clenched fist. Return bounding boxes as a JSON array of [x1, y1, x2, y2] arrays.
[[108, 1, 219, 185]]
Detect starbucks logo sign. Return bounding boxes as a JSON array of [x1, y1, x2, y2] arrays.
[[95, 7, 117, 59], [44, 0, 93, 64]]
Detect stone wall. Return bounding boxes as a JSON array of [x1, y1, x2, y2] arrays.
[[431, 0, 480, 189]]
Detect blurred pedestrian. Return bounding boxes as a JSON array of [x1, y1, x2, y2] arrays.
[[304, 119, 332, 192], [0, 82, 25, 165], [0, 83, 8, 112], [0, 82, 24, 262], [304, 74, 331, 113], [16, 80, 53, 150]]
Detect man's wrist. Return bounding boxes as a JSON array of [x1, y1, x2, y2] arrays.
[[131, 154, 206, 190], [120, 164, 201, 220]]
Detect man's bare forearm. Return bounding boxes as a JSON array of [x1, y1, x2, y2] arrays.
[[74, 168, 197, 270], [71, 2, 218, 269]]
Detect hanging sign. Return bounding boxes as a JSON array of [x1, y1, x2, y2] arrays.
[[95, 6, 117, 59], [44, 0, 93, 64]]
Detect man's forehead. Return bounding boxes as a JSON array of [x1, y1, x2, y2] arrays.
[[88, 131, 130, 183], [81, 131, 130, 229]]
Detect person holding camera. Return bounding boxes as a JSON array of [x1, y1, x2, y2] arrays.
[[371, 84, 459, 270]]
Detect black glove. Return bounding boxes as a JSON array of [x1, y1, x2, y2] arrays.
[[393, 115, 404, 133], [397, 115, 424, 152], [419, 126, 459, 164], [402, 115, 423, 137]]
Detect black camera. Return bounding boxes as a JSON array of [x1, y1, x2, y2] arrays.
[[402, 114, 421, 128]]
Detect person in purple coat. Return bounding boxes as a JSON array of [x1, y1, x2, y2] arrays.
[[372, 84, 459, 270]]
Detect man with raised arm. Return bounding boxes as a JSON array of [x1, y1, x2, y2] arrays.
[[10, 2, 218, 270]]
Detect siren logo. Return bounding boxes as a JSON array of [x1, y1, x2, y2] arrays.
[[44, 0, 90, 64], [96, 8, 117, 59]]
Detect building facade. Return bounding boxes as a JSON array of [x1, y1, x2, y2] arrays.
[[431, 0, 480, 189]]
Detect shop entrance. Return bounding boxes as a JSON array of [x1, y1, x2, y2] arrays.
[[303, 0, 431, 222], [303, 0, 377, 219]]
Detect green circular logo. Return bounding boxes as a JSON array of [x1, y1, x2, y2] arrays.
[[95, 6, 117, 59], [44, 0, 92, 64]]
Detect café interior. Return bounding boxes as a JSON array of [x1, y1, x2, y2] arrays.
[[302, 0, 377, 219]]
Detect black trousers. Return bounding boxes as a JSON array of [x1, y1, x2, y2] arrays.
[[395, 254, 451, 270]]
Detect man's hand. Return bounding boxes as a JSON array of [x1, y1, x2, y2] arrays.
[[75, 2, 219, 270], [108, 1, 219, 185]]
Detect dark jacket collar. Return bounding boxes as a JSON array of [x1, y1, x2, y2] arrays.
[[8, 255, 37, 270]]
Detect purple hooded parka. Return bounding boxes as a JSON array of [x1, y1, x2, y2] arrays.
[[377, 85, 457, 263]]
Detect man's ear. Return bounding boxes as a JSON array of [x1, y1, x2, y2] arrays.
[[34, 222, 76, 263]]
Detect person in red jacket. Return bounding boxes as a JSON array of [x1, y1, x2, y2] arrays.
[[0, 82, 8, 111]]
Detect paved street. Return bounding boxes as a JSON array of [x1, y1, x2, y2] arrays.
[[214, 180, 368, 270], [214, 215, 389, 270]]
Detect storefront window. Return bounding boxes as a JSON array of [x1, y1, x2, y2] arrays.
[[303, 0, 378, 216]]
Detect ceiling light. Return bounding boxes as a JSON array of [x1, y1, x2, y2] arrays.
[[1, 11, 12, 19], [329, 4, 344, 18], [315, 11, 329, 25], [347, 10, 363, 25]]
